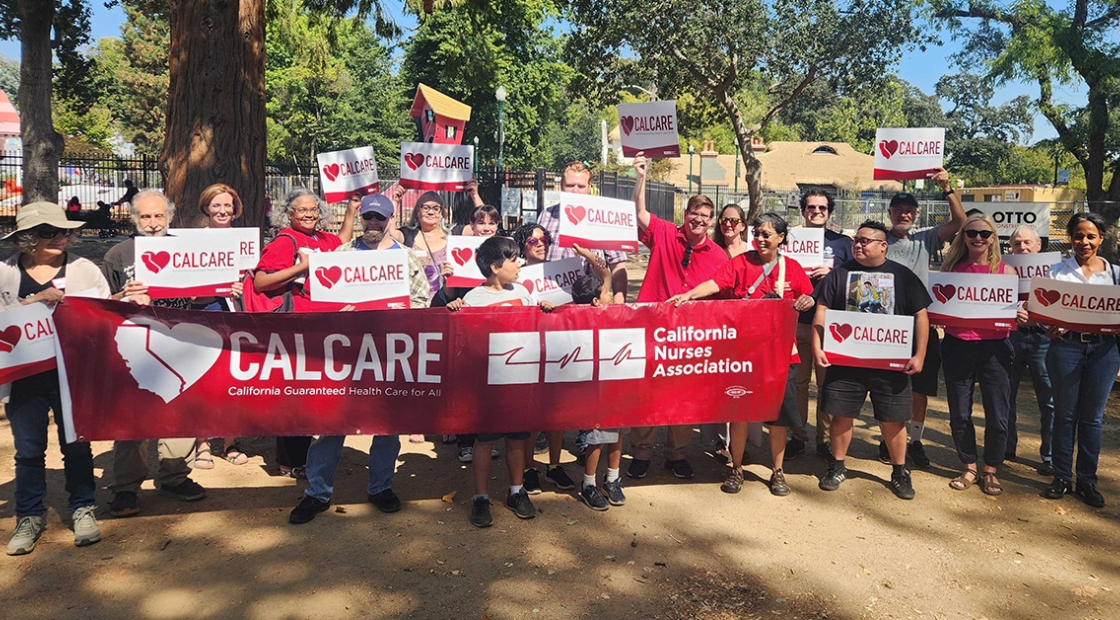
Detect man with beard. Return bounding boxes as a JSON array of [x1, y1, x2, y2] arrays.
[[101, 190, 206, 517], [288, 193, 430, 524]]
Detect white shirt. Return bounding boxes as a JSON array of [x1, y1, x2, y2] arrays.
[[1048, 256, 1117, 285]]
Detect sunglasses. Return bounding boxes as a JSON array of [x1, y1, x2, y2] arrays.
[[719, 217, 741, 226], [964, 229, 994, 239], [525, 237, 549, 247], [682, 244, 693, 268], [803, 205, 829, 212], [361, 211, 387, 221], [36, 226, 75, 240]]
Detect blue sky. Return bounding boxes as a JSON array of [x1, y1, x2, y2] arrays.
[[0, 1, 1082, 143]]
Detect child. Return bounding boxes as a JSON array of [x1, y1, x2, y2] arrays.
[[448, 236, 554, 527]]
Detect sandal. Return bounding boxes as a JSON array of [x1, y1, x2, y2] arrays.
[[224, 445, 249, 465], [949, 469, 978, 491], [279, 465, 306, 480], [981, 472, 1003, 496], [194, 448, 215, 470]]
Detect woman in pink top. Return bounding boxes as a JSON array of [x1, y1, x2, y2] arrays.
[[940, 213, 1014, 496]]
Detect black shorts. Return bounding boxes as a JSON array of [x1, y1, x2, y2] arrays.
[[910, 326, 940, 396], [819, 365, 912, 423], [476, 432, 532, 442], [765, 365, 800, 428]]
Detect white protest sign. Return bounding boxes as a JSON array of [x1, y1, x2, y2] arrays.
[[969, 203, 1051, 238], [617, 100, 681, 158], [1003, 252, 1061, 299], [308, 249, 411, 310], [517, 257, 584, 306], [168, 228, 260, 272], [926, 272, 1018, 330], [398, 142, 474, 191], [555, 192, 638, 253], [873, 128, 946, 180], [1027, 277, 1120, 335], [783, 227, 825, 272], [823, 309, 914, 371], [501, 187, 521, 218], [445, 235, 488, 288], [134, 235, 241, 299], [317, 146, 379, 203], [0, 302, 58, 384]]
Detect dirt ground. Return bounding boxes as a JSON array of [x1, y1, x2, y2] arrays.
[[1, 238, 1118, 619]]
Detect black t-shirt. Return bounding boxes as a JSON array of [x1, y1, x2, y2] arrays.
[[18, 258, 66, 301], [798, 229, 855, 325], [814, 258, 931, 317], [101, 236, 192, 309]]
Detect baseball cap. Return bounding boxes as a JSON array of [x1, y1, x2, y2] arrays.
[[360, 194, 395, 219], [888, 193, 919, 209]]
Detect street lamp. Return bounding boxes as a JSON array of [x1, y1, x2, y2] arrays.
[[688, 144, 695, 195], [495, 85, 507, 185]]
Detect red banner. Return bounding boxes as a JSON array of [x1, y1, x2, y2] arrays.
[[53, 298, 796, 442]]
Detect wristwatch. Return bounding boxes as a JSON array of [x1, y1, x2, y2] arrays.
[[942, 188, 955, 197]]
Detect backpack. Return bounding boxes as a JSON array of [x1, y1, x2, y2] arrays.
[[235, 233, 299, 312]]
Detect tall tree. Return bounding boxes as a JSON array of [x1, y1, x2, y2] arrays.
[[936, 72, 1033, 185], [101, 5, 170, 154], [566, 0, 921, 217]]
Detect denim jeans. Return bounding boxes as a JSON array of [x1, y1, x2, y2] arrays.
[[1046, 336, 1120, 485], [942, 335, 1013, 468], [304, 434, 401, 502], [1008, 330, 1054, 462], [7, 372, 96, 517]]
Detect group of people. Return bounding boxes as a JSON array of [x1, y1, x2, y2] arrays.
[[2, 154, 1113, 556]]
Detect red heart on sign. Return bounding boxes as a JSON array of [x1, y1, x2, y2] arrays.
[[0, 325, 22, 353], [828, 323, 853, 344], [141, 250, 171, 274], [1034, 288, 1060, 307], [932, 283, 957, 304], [565, 205, 587, 226], [323, 163, 340, 182], [315, 266, 342, 289], [405, 153, 424, 171], [451, 248, 473, 267], [620, 115, 634, 136], [878, 139, 899, 159], [523, 279, 535, 295]]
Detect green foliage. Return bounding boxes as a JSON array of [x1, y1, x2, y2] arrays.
[[52, 97, 115, 153], [98, 5, 170, 154], [540, 102, 602, 169], [0, 53, 17, 105]]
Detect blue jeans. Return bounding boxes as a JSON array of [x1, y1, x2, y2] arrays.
[[7, 373, 96, 517], [1046, 336, 1120, 485], [1008, 330, 1054, 462], [942, 335, 1013, 467], [304, 434, 401, 502]]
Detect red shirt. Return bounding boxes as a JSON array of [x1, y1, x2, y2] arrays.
[[636, 214, 728, 302], [256, 227, 342, 312], [712, 252, 813, 363]]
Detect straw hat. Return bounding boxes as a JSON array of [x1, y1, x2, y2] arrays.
[[3, 201, 84, 240]]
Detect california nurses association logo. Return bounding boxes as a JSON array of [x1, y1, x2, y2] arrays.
[[487, 329, 646, 385]]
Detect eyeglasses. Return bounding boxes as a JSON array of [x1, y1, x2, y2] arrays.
[[852, 237, 886, 246], [419, 204, 442, 214], [803, 205, 829, 212], [686, 211, 713, 222], [963, 229, 994, 239], [719, 217, 741, 226], [525, 236, 549, 247], [292, 208, 318, 216], [682, 244, 693, 268], [362, 212, 387, 221], [36, 226, 74, 240]]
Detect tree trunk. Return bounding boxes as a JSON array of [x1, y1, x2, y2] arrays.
[[161, 0, 266, 228], [715, 86, 764, 221], [17, 0, 64, 205]]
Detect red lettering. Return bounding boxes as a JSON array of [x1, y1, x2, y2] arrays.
[[173, 251, 235, 269]]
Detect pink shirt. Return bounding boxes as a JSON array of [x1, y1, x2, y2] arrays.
[[944, 261, 1013, 341]]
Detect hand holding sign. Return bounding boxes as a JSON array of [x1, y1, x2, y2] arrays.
[[873, 128, 946, 180], [617, 101, 681, 158], [556, 192, 638, 253]]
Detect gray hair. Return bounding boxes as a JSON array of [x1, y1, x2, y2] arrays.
[[271, 188, 331, 229], [129, 190, 176, 227], [1009, 224, 1041, 242], [11, 230, 38, 254]]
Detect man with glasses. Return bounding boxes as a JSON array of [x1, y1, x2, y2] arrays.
[[883, 169, 966, 469], [791, 190, 852, 461], [627, 151, 729, 480], [812, 220, 932, 500]]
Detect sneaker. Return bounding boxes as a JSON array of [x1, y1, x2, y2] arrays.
[[523, 468, 542, 495], [890, 468, 916, 500], [721, 467, 744, 494], [907, 441, 931, 469], [1075, 481, 1105, 508], [785, 438, 806, 460], [665, 459, 694, 479], [627, 458, 650, 479], [491, 446, 500, 458], [505, 488, 537, 519], [470, 496, 492, 528], [458, 446, 474, 463], [816, 442, 832, 461], [877, 441, 891, 464], [534, 433, 549, 454], [6, 516, 45, 556], [819, 462, 847, 491], [580, 485, 609, 511], [72, 506, 101, 547], [109, 491, 140, 518], [289, 495, 330, 524], [1037, 461, 1055, 477], [158, 478, 206, 501], [602, 478, 626, 506], [368, 489, 402, 513], [545, 465, 576, 490], [769, 469, 791, 497], [1042, 477, 1071, 500]]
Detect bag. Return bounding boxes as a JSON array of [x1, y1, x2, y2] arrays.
[[235, 233, 299, 313]]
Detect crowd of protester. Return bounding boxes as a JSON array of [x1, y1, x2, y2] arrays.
[[2, 154, 1113, 557]]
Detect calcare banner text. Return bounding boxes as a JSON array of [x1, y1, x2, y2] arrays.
[[54, 298, 796, 442]]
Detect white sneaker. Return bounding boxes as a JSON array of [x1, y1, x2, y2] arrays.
[[72, 506, 101, 547], [7, 515, 45, 556]]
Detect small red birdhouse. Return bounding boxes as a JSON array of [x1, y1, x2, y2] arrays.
[[410, 83, 472, 145]]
